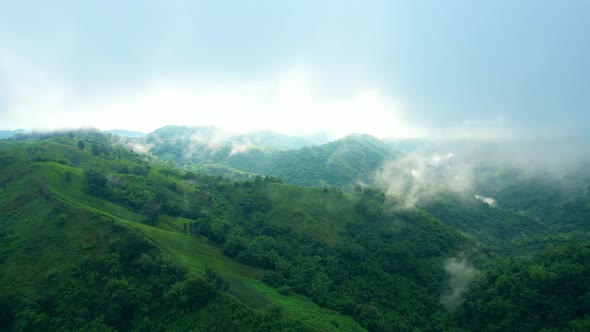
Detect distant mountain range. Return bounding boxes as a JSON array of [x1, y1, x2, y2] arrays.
[[0, 129, 26, 139], [0, 129, 146, 139], [148, 125, 314, 150], [124, 126, 407, 191], [0, 125, 424, 191]]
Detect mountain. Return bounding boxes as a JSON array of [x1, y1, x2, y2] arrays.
[[0, 132, 471, 330], [223, 134, 400, 191], [0, 129, 26, 139], [0, 133, 364, 330], [141, 127, 401, 191], [147, 125, 313, 151], [2, 129, 589, 331]]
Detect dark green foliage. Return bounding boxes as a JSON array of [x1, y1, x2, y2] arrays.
[[472, 165, 590, 233], [77, 140, 85, 150], [84, 169, 108, 198], [165, 274, 216, 310], [224, 134, 398, 190], [90, 143, 101, 156], [418, 191, 548, 246], [201, 185, 470, 330], [143, 201, 161, 225], [238, 180, 273, 216], [8, 240, 200, 331], [354, 188, 385, 222], [204, 266, 230, 291], [0, 294, 14, 329], [459, 242, 590, 331]]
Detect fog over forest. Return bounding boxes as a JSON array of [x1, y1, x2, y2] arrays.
[[1, 1, 589, 331]]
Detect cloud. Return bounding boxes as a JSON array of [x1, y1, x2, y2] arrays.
[[441, 257, 477, 310], [474, 195, 497, 207], [2, 65, 422, 138], [374, 136, 590, 211], [375, 147, 474, 208], [123, 142, 153, 155], [0, 51, 77, 129], [1, 1, 588, 140]]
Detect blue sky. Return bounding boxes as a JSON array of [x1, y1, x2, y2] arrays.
[[1, 0, 588, 139]]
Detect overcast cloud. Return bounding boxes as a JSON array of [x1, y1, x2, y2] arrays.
[[1, 0, 588, 140]]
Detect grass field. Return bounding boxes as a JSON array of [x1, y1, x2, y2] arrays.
[[246, 279, 364, 331]]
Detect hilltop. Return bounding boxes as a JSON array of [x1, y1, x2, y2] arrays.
[[127, 126, 401, 191]]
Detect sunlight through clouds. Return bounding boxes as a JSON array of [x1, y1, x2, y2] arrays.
[[83, 68, 423, 138]]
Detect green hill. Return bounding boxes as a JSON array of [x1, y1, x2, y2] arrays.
[[145, 125, 313, 158], [2, 130, 589, 331], [0, 134, 363, 331], [0, 132, 467, 331], [0, 130, 26, 139], [141, 127, 400, 191], [224, 134, 399, 190]]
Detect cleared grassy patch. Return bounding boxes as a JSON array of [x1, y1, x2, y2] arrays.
[[246, 279, 365, 331], [43, 162, 145, 222], [0, 168, 119, 297]]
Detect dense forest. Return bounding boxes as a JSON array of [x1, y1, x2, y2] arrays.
[[0, 129, 589, 331], [133, 126, 399, 191]]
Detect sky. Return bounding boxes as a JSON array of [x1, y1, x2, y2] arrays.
[[1, 0, 589, 140]]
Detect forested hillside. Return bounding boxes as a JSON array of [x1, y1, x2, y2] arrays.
[[223, 134, 399, 190], [1, 130, 589, 331], [136, 126, 400, 191]]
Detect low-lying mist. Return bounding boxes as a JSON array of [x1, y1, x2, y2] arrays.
[[441, 257, 477, 310], [373, 136, 590, 208]]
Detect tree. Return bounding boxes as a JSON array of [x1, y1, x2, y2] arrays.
[[143, 203, 160, 225], [166, 274, 215, 310], [77, 140, 85, 150], [91, 144, 101, 156], [40, 173, 49, 198], [85, 170, 108, 198]]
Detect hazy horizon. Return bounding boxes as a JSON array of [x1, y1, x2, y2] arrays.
[[1, 1, 589, 141]]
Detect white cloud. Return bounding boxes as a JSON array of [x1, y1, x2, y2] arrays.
[[474, 195, 497, 207], [3, 64, 423, 138], [0, 51, 77, 129]]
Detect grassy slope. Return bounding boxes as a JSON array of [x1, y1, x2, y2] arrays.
[[4, 150, 363, 331], [0, 161, 117, 297], [246, 279, 362, 331]]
